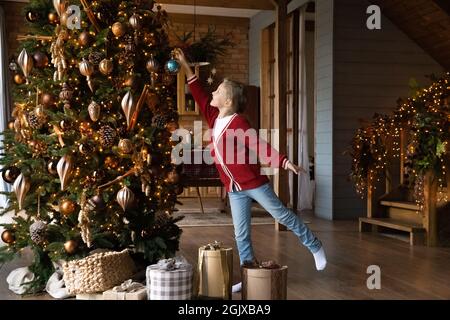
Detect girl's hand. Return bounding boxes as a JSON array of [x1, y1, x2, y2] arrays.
[[173, 48, 188, 66], [286, 162, 307, 175]]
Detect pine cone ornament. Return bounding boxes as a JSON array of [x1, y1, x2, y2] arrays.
[[99, 125, 117, 148], [29, 220, 47, 244], [27, 112, 44, 129], [88, 51, 105, 65], [152, 114, 168, 129]]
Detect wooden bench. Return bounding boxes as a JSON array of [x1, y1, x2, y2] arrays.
[[359, 217, 426, 245]]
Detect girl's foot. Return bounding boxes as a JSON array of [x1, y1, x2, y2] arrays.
[[232, 282, 242, 293], [313, 247, 327, 271]]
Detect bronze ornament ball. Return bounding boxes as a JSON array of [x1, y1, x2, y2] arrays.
[[33, 52, 49, 68], [26, 10, 39, 23], [59, 199, 76, 216], [47, 159, 58, 175], [64, 240, 78, 254], [2, 166, 20, 184], [14, 74, 25, 85], [112, 22, 125, 37], [48, 12, 58, 24], [41, 93, 55, 107], [1, 230, 15, 244], [78, 31, 92, 46]]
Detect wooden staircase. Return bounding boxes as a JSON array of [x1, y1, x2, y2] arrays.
[[359, 131, 450, 246]]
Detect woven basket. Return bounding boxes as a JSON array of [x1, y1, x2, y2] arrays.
[[63, 249, 136, 294]]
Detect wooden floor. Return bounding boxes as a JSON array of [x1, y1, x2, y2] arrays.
[[1, 212, 450, 300]]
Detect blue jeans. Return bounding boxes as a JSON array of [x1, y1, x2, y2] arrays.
[[228, 182, 322, 264]]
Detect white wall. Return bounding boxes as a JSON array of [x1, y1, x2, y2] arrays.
[[314, 0, 334, 220]]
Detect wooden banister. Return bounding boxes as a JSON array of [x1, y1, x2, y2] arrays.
[[400, 128, 406, 185], [385, 167, 392, 194], [367, 172, 374, 218], [423, 171, 439, 246], [447, 155, 450, 201]]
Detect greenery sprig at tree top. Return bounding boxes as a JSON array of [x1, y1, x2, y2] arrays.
[[0, 0, 186, 293]]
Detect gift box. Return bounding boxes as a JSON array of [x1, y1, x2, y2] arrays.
[[242, 261, 287, 300], [76, 293, 103, 300], [197, 241, 233, 300], [102, 279, 147, 300], [146, 256, 193, 300]]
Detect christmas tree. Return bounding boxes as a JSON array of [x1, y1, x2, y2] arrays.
[[0, 0, 184, 292]]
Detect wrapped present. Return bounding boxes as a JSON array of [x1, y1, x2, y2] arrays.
[[103, 279, 147, 300], [242, 260, 288, 300], [76, 293, 103, 300], [197, 241, 233, 300], [146, 256, 193, 300]]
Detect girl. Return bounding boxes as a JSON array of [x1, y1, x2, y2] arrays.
[[174, 49, 327, 292]]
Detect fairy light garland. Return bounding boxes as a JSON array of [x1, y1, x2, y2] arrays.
[[350, 72, 450, 206]]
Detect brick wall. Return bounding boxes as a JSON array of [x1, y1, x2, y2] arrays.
[[168, 13, 249, 85], [0, 1, 28, 58]]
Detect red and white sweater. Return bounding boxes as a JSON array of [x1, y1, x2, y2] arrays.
[[188, 75, 291, 192]]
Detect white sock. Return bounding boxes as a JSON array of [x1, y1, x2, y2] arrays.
[[232, 282, 242, 293], [313, 247, 327, 271]]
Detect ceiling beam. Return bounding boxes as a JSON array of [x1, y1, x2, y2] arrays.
[[159, 0, 275, 10]]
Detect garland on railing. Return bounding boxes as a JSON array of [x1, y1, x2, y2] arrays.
[[349, 72, 450, 205]]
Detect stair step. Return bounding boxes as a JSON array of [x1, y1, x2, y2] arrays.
[[359, 217, 424, 232], [380, 200, 420, 211]]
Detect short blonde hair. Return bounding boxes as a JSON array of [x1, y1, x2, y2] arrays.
[[222, 78, 247, 113]]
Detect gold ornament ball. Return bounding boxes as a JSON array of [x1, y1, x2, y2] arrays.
[[78, 31, 91, 46], [41, 93, 55, 107], [118, 139, 133, 154], [48, 12, 58, 24], [64, 240, 78, 254], [1, 230, 15, 244], [14, 73, 25, 85], [59, 199, 76, 216], [8, 121, 15, 130], [99, 59, 113, 75], [112, 22, 125, 37]]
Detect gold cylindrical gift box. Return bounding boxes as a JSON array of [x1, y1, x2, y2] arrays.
[[197, 244, 233, 300]]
